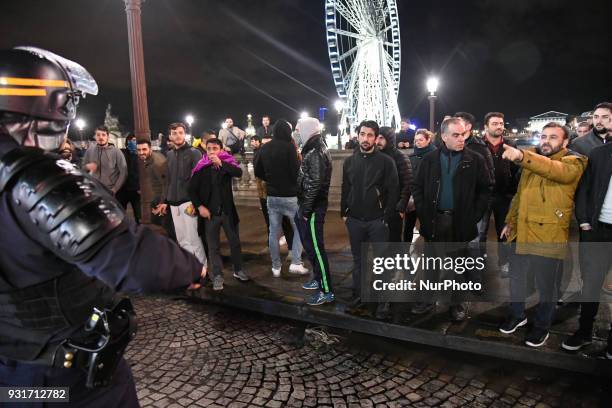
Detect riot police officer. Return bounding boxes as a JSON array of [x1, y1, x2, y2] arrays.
[[0, 47, 206, 407]]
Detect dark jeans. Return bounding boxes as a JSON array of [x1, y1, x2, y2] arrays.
[[578, 224, 612, 336], [205, 214, 242, 277], [425, 213, 472, 304], [403, 210, 417, 243], [296, 206, 333, 294], [478, 195, 512, 265], [346, 216, 389, 297], [388, 212, 403, 242], [509, 253, 562, 330], [259, 198, 294, 250], [117, 189, 141, 224]]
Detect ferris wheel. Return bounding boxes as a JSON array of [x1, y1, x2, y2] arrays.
[[326, 0, 401, 132]]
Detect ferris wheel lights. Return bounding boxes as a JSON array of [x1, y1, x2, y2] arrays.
[[427, 77, 439, 95]]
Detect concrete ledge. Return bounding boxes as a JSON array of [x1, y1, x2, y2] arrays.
[[187, 290, 612, 377]]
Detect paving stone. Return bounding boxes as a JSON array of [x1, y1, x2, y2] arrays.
[[126, 297, 603, 408]]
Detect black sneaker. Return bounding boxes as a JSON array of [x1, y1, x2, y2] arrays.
[[561, 331, 592, 351], [499, 315, 528, 334], [525, 328, 549, 348]]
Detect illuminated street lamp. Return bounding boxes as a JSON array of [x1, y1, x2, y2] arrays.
[[426, 77, 439, 132], [75, 118, 86, 145], [300, 111, 308, 120], [185, 114, 194, 131]]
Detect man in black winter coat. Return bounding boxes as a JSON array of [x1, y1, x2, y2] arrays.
[[412, 118, 493, 321], [454, 111, 495, 182], [295, 117, 335, 306], [481, 112, 520, 274], [376, 126, 413, 242], [570, 102, 612, 156], [189, 138, 248, 291], [561, 142, 612, 358], [341, 120, 399, 304]]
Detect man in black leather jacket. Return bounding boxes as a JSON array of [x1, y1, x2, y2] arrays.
[[0, 47, 205, 407], [295, 117, 335, 306]]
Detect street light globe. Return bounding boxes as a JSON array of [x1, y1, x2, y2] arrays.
[[426, 77, 439, 95], [75, 118, 86, 131], [333, 99, 344, 113], [512, 128, 518, 134], [300, 111, 308, 120], [185, 114, 194, 126]]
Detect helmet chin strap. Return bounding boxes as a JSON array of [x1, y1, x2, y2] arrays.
[[1, 115, 68, 151]]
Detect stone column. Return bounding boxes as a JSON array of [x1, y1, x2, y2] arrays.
[[124, 0, 152, 223]]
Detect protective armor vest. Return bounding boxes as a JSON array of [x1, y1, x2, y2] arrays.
[[0, 147, 124, 362]]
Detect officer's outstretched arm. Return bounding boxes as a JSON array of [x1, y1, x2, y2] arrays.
[[1, 148, 203, 294]]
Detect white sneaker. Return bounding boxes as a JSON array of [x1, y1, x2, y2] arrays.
[[272, 267, 281, 278], [289, 263, 309, 275], [279, 236, 287, 247]]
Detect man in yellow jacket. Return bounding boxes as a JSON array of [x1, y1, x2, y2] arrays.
[[498, 122, 587, 348]]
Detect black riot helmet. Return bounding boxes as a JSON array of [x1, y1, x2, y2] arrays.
[[0, 46, 98, 150]]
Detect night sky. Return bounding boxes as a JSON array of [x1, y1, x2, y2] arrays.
[[1, 0, 610, 137]]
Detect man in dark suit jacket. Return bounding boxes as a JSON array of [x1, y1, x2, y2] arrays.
[[189, 138, 248, 291], [412, 118, 493, 321], [562, 142, 612, 359]]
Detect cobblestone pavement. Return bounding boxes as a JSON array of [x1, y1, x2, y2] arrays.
[[127, 296, 607, 408]]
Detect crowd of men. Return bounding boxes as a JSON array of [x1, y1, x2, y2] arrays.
[[68, 102, 612, 355]]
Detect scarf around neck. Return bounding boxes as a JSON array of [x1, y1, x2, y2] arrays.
[[191, 151, 240, 176]]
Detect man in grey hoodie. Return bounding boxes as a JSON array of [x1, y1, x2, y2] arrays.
[[82, 125, 127, 194]]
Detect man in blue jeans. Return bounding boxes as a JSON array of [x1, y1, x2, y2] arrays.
[[295, 117, 334, 305], [255, 120, 309, 277]]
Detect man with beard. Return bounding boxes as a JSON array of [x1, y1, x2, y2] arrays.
[[342, 120, 399, 307], [571, 102, 612, 156], [499, 123, 587, 348], [481, 112, 520, 275], [137, 140, 175, 238], [562, 140, 612, 358], [376, 126, 413, 243], [82, 125, 127, 195], [256, 115, 272, 140]]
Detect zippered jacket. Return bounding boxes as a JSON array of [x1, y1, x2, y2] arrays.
[[341, 148, 399, 222], [412, 147, 492, 242]]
